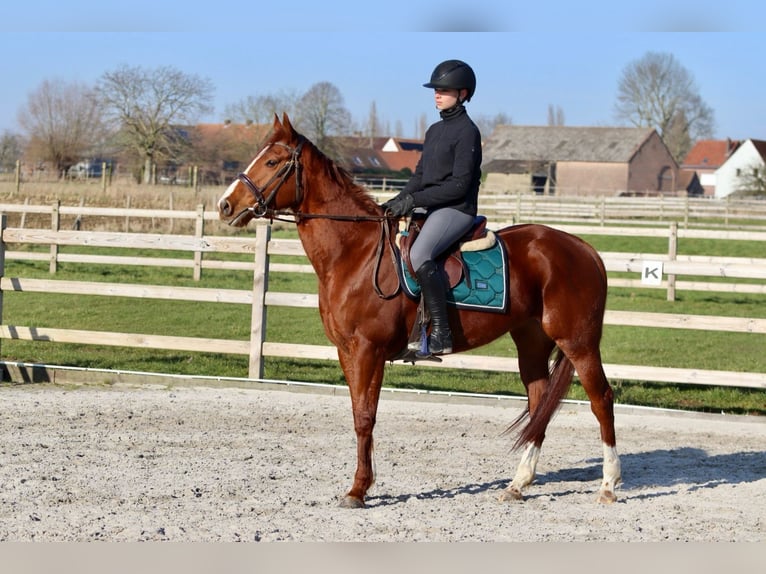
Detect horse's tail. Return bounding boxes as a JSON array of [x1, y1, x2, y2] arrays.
[[506, 348, 575, 450]]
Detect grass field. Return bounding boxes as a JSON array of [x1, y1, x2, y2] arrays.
[[1, 181, 765, 415]]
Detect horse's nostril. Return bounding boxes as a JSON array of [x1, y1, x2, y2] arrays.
[[219, 199, 231, 217]]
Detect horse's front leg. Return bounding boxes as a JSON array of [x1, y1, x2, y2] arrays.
[[336, 342, 386, 509]]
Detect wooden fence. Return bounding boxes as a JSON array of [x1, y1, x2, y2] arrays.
[[477, 194, 766, 228], [0, 214, 764, 390]]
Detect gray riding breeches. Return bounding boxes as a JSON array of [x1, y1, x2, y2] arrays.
[[410, 207, 476, 272]]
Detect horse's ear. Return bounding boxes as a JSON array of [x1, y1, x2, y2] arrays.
[[282, 112, 294, 134], [272, 113, 282, 130]]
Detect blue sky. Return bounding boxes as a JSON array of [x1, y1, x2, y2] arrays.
[[2, 3, 765, 141]]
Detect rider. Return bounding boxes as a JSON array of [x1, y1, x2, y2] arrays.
[[382, 59, 482, 355]]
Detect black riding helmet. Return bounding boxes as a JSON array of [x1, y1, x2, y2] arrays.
[[423, 59, 476, 102]]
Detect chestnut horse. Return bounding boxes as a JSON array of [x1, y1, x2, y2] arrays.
[[218, 114, 621, 506]]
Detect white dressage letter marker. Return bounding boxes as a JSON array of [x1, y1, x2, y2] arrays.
[[641, 260, 663, 286]]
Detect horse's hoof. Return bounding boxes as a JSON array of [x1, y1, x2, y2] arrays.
[[339, 495, 366, 509], [498, 487, 524, 502], [597, 490, 617, 504]]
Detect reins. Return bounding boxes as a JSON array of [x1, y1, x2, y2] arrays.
[[235, 140, 401, 299]]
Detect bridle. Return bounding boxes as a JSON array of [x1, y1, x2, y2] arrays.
[[236, 140, 305, 220], [232, 137, 401, 299]]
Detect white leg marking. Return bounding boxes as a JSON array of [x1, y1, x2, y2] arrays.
[[513, 443, 541, 489], [500, 443, 540, 501], [598, 444, 621, 503]]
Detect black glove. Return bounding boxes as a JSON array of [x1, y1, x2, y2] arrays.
[[382, 194, 414, 217]]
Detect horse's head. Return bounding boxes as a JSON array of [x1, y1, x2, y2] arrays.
[[218, 113, 305, 227]]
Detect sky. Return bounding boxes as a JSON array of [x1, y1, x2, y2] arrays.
[[2, 2, 765, 141]]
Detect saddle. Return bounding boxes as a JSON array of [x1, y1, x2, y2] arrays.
[[399, 214, 495, 289]]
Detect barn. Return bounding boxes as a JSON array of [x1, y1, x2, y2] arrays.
[[481, 125, 688, 197]]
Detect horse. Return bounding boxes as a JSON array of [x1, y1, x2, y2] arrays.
[[218, 113, 621, 507]]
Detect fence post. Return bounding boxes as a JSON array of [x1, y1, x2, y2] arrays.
[[0, 213, 6, 359], [193, 204, 204, 281], [20, 198, 29, 229], [248, 221, 271, 379], [168, 192, 175, 233], [600, 197, 606, 226], [667, 222, 678, 302], [50, 201, 60, 274], [101, 162, 108, 193], [14, 160, 21, 195]]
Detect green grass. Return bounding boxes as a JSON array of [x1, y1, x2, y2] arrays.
[[1, 230, 764, 416]]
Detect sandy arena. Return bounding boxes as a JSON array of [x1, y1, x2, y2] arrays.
[[0, 382, 763, 542]]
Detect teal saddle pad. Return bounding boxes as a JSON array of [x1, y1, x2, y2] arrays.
[[399, 239, 508, 313]]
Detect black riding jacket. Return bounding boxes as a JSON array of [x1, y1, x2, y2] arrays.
[[401, 104, 482, 216]]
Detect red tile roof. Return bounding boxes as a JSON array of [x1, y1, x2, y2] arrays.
[[682, 139, 741, 168]]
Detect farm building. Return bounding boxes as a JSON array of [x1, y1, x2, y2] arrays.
[[712, 138, 766, 198], [481, 125, 695, 197], [681, 139, 741, 197], [334, 136, 422, 175]]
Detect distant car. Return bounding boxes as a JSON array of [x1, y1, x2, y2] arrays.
[[67, 159, 113, 179]]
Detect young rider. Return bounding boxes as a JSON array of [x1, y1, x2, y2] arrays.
[[382, 59, 482, 355]]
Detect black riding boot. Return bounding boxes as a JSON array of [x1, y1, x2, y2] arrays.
[[415, 260, 453, 355]]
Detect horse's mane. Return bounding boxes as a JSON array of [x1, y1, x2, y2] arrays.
[[279, 129, 383, 214]]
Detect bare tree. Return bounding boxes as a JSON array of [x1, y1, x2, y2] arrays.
[[735, 163, 766, 197], [367, 100, 382, 142], [294, 81, 352, 159], [547, 104, 565, 126], [223, 90, 299, 124], [394, 119, 404, 138], [473, 112, 512, 139], [97, 65, 214, 184], [614, 51, 714, 161], [417, 113, 428, 139], [17, 78, 106, 176], [0, 130, 24, 172]]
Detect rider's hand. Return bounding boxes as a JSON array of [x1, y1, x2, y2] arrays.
[[382, 194, 414, 218]]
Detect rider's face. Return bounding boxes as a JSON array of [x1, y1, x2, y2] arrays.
[[434, 88, 462, 110]]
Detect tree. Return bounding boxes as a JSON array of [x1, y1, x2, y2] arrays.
[[367, 101, 381, 141], [735, 163, 766, 197], [223, 90, 299, 124], [417, 113, 428, 139], [97, 65, 214, 184], [294, 81, 352, 159], [614, 51, 714, 161], [0, 130, 24, 172], [17, 78, 106, 176], [547, 104, 565, 126], [473, 112, 512, 139]]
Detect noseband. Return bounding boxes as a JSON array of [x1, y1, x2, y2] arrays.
[[237, 139, 305, 218]]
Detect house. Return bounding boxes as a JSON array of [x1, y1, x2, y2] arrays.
[[188, 122, 272, 184], [481, 126, 685, 197], [681, 139, 741, 197], [335, 136, 422, 176], [713, 139, 766, 198]]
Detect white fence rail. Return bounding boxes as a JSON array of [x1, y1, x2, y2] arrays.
[[0, 215, 764, 390]]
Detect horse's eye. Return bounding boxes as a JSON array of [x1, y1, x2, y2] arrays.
[[266, 159, 278, 168]]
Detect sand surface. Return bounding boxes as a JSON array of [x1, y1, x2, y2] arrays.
[[0, 383, 763, 542]]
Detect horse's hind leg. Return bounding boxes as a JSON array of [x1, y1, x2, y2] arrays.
[[566, 348, 622, 503], [499, 323, 555, 502]]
